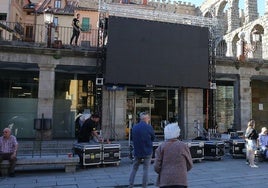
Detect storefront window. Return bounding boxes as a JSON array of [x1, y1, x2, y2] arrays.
[[53, 73, 95, 138], [0, 70, 39, 138], [0, 70, 39, 98], [126, 88, 181, 137]]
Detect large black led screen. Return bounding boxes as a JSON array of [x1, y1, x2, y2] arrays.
[[105, 16, 209, 88]]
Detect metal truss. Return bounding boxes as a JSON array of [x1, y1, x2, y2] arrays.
[[95, 9, 108, 115], [97, 1, 219, 129], [99, 2, 218, 29]]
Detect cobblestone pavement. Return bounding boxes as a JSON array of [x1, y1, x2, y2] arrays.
[[1, 153, 268, 188]]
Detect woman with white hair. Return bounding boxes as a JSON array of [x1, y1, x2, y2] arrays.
[[154, 123, 193, 188], [258, 127, 268, 159]]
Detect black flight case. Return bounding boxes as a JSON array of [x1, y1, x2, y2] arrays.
[[185, 140, 204, 162], [73, 143, 102, 166], [229, 139, 246, 158], [204, 140, 225, 160], [102, 143, 121, 166]]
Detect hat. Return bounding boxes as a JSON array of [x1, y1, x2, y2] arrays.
[[164, 122, 180, 140]]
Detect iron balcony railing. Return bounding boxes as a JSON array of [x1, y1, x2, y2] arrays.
[[0, 21, 99, 49], [0, 21, 231, 58]]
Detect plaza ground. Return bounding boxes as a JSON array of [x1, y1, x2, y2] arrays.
[[1, 152, 268, 188]]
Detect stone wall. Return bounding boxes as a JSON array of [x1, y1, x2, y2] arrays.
[[102, 88, 127, 140], [251, 80, 268, 133], [183, 88, 204, 139]]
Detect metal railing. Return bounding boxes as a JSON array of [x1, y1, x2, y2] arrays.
[[0, 21, 99, 49], [0, 21, 229, 57]]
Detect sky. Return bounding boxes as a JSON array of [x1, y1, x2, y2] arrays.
[[181, 0, 265, 16]]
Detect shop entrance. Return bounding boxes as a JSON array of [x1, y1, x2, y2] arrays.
[[126, 88, 181, 137]]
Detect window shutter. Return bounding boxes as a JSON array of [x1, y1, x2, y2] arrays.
[[82, 17, 90, 31]]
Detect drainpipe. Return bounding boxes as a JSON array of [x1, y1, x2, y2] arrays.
[[8, 0, 11, 21]]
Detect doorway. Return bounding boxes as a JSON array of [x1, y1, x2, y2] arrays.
[[126, 88, 181, 136]]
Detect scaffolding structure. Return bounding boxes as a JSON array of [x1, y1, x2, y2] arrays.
[[96, 1, 219, 130], [99, 2, 219, 29]]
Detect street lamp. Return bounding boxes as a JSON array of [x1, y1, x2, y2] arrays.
[[44, 7, 54, 48], [237, 29, 261, 62], [252, 29, 261, 43]]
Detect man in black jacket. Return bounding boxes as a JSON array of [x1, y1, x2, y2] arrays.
[[77, 113, 102, 143]]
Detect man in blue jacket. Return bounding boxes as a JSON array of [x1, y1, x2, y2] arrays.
[[129, 112, 155, 188]]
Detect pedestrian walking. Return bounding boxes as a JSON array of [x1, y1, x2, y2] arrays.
[[154, 123, 193, 188], [128, 112, 155, 188]]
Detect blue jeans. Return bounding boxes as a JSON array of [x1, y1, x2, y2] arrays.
[[129, 155, 152, 188]]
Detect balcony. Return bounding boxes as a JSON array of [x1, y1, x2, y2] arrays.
[[0, 21, 99, 51], [1, 21, 252, 61]]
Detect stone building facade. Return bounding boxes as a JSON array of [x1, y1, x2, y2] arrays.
[[1, 0, 268, 140], [199, 0, 268, 133], [100, 0, 268, 138]]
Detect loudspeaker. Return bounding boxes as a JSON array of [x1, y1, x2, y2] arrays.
[[34, 118, 52, 130], [34, 119, 42, 130]]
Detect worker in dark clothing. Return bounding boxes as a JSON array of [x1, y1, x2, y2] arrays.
[[77, 113, 102, 143], [70, 13, 81, 46]]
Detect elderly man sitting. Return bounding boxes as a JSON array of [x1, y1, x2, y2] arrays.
[[0, 128, 18, 177]]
